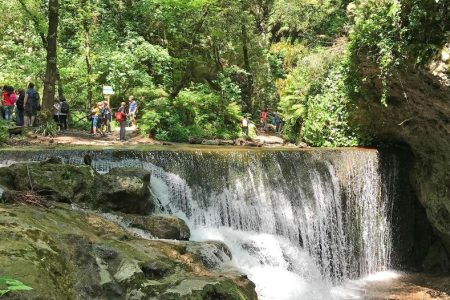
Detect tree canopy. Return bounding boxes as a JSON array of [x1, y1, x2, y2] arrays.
[[1, 0, 448, 144]]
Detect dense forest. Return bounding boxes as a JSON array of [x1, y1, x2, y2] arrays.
[[0, 0, 449, 144]]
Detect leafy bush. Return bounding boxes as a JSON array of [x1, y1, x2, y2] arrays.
[[139, 83, 243, 142], [278, 45, 365, 146], [69, 111, 92, 131], [0, 119, 13, 144], [35, 121, 59, 137]]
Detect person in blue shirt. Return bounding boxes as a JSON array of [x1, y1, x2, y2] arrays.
[[273, 112, 281, 133], [128, 95, 137, 128]]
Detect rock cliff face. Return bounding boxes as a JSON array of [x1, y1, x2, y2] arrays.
[[355, 54, 450, 270]]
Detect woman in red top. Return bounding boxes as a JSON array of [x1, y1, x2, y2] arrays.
[[2, 85, 15, 121], [260, 108, 268, 130]]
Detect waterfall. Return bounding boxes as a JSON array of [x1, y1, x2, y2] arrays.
[[0, 148, 397, 299]]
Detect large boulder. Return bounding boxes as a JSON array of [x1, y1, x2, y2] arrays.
[[0, 159, 97, 204], [0, 160, 155, 215], [125, 215, 190, 240], [96, 173, 154, 215]]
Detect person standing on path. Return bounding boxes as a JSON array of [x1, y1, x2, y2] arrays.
[[90, 102, 100, 135], [2, 86, 15, 121], [241, 115, 249, 137], [128, 96, 137, 128], [260, 109, 267, 130], [24, 83, 39, 127], [15, 89, 25, 126], [102, 101, 112, 134], [59, 97, 69, 131], [117, 102, 127, 141], [273, 112, 281, 133], [53, 98, 62, 129]]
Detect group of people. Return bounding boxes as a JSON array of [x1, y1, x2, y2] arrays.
[[241, 109, 283, 136], [89, 95, 137, 141], [1, 83, 40, 127]]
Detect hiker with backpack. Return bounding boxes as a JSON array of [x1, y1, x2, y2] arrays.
[[24, 83, 40, 127], [59, 97, 69, 131], [115, 102, 127, 141], [15, 89, 25, 126], [53, 97, 69, 131]]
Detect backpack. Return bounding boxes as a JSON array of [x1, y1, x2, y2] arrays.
[[16, 94, 25, 110], [60, 101, 69, 114], [29, 90, 41, 111], [115, 111, 125, 122]]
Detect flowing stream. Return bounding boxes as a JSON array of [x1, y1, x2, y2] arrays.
[[0, 148, 399, 299]]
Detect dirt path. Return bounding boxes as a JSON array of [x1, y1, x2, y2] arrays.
[[8, 127, 161, 147]]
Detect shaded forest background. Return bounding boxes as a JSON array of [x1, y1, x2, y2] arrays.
[[0, 0, 448, 144]]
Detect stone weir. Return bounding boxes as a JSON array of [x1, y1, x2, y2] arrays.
[[0, 147, 437, 299]]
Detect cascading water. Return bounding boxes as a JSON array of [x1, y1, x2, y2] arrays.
[[0, 148, 397, 299]]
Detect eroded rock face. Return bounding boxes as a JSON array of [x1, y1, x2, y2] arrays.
[[97, 174, 153, 215], [0, 160, 155, 215], [356, 59, 450, 270], [0, 204, 257, 300]]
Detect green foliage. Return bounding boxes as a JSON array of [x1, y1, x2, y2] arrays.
[[1, 0, 448, 146], [35, 121, 59, 137], [269, 0, 349, 43], [139, 84, 242, 142], [349, 0, 449, 104], [279, 47, 364, 146], [0, 119, 13, 144], [69, 110, 91, 131], [0, 277, 33, 297]]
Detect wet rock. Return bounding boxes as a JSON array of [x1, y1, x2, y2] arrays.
[[96, 174, 154, 215], [422, 241, 450, 273], [113, 259, 144, 283], [140, 260, 174, 279], [298, 142, 309, 148], [201, 139, 220, 146], [127, 215, 190, 240], [107, 168, 151, 183], [0, 160, 155, 215], [187, 241, 232, 269], [188, 137, 204, 144], [218, 140, 235, 146], [0, 160, 97, 204]]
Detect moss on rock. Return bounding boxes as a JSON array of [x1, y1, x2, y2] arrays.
[[0, 204, 257, 300]]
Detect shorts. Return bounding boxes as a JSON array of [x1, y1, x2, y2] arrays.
[[92, 116, 99, 128], [24, 103, 37, 117]]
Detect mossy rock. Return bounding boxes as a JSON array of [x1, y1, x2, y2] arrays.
[[0, 204, 257, 300], [107, 168, 151, 184], [96, 175, 154, 215], [126, 215, 190, 240], [0, 160, 155, 215]]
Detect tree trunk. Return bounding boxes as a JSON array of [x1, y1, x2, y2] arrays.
[[56, 69, 64, 99], [83, 19, 93, 107], [19, 0, 64, 100], [240, 3, 253, 113], [42, 0, 59, 112]]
